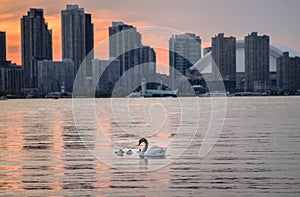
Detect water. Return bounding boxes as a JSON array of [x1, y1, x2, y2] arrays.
[[0, 97, 300, 196]]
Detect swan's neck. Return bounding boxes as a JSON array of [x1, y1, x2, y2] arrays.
[[142, 139, 148, 152]]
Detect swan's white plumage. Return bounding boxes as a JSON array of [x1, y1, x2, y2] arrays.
[[138, 137, 167, 158], [140, 145, 166, 157]]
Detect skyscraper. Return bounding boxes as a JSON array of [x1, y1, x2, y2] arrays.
[[139, 46, 156, 85], [169, 33, 201, 88], [244, 32, 270, 92], [277, 52, 300, 92], [0, 32, 6, 64], [21, 8, 52, 90], [109, 21, 142, 76], [211, 33, 236, 90], [61, 4, 94, 78], [109, 21, 156, 92]]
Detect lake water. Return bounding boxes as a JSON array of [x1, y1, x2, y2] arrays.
[[0, 97, 300, 196]]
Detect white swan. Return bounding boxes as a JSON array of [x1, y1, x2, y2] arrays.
[[138, 137, 166, 158]]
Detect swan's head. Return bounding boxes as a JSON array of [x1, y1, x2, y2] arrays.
[[138, 137, 148, 146]]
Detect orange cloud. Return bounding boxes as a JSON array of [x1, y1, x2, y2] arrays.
[[0, 2, 208, 74]]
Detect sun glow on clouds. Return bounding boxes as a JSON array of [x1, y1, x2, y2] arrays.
[[3, 1, 298, 74], [0, 12, 21, 64], [0, 1, 238, 75], [1, 3, 171, 73]]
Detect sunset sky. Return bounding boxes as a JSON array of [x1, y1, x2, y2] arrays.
[[0, 0, 300, 74]]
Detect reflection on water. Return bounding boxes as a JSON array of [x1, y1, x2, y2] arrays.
[[0, 97, 300, 196]]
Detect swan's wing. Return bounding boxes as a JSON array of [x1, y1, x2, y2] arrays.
[[145, 146, 166, 156]]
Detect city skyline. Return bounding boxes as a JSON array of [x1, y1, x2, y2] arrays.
[[1, 0, 300, 74]]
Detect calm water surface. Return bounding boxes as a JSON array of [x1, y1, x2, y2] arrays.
[[0, 97, 300, 196]]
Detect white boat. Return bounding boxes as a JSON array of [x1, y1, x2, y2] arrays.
[[127, 92, 144, 98]]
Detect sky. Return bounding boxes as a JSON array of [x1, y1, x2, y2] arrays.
[[0, 0, 300, 74]]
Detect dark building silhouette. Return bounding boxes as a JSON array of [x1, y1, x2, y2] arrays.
[[212, 33, 236, 91], [37, 59, 74, 95], [244, 32, 270, 92], [0, 65, 23, 95], [277, 52, 300, 92], [21, 8, 52, 90], [139, 46, 156, 85], [169, 33, 201, 88], [0, 32, 23, 95], [109, 21, 156, 91], [61, 4, 94, 79], [109, 21, 142, 75], [0, 32, 6, 63], [92, 59, 120, 92]]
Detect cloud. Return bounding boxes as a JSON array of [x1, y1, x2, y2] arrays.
[[1, 0, 300, 68]]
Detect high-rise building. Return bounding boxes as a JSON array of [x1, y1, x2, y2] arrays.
[[109, 21, 142, 75], [0, 64, 23, 95], [92, 59, 120, 92], [37, 59, 74, 95], [277, 52, 300, 92], [109, 21, 156, 92], [0, 31, 23, 95], [0, 32, 6, 64], [244, 32, 270, 92], [61, 4, 94, 78], [21, 8, 52, 90], [139, 46, 156, 85], [169, 33, 201, 88], [211, 33, 236, 90]]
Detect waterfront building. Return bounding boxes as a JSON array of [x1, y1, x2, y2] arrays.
[[0, 64, 23, 96], [169, 33, 201, 89], [277, 52, 300, 93], [109, 21, 156, 92], [244, 32, 270, 92], [109, 21, 142, 75], [139, 46, 156, 87], [37, 59, 74, 95], [211, 33, 236, 90], [0, 32, 6, 64], [92, 59, 120, 92], [61, 4, 94, 80], [21, 8, 52, 90], [0, 31, 23, 95]]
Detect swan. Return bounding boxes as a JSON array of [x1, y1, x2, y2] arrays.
[[138, 137, 166, 158]]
